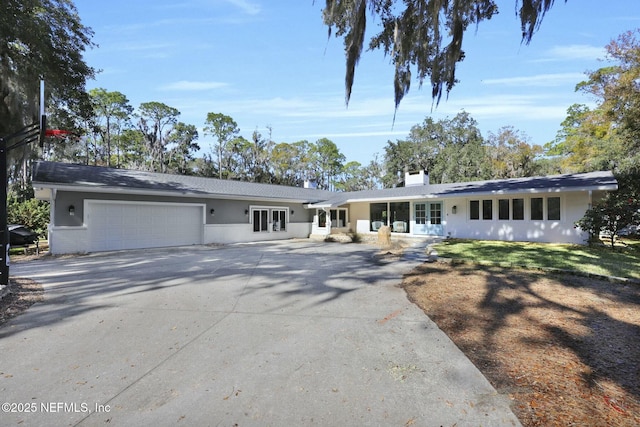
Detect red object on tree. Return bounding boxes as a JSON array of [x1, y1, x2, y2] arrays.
[[45, 129, 72, 137]]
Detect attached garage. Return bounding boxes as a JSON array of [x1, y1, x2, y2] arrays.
[[86, 200, 204, 252]]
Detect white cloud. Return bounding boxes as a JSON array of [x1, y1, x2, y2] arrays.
[[223, 0, 261, 15], [537, 44, 606, 62], [481, 73, 586, 87], [160, 80, 230, 91]]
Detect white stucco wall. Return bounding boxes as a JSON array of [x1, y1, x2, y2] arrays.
[[345, 191, 592, 244], [436, 192, 590, 244], [48, 226, 89, 254], [204, 222, 312, 244], [48, 222, 312, 253]]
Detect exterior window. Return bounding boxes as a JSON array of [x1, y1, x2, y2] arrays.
[[390, 202, 410, 233], [253, 207, 287, 232], [430, 203, 442, 225], [370, 203, 387, 231], [330, 209, 347, 228], [482, 200, 493, 220], [415, 203, 426, 224], [272, 209, 286, 231], [498, 199, 509, 220], [548, 197, 561, 220], [470, 200, 480, 220], [253, 209, 268, 232], [318, 210, 327, 228], [531, 198, 543, 220], [513, 199, 524, 220]]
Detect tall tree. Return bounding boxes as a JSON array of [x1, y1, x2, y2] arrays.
[[546, 104, 616, 173], [384, 111, 489, 186], [310, 138, 346, 190], [432, 112, 489, 183], [165, 122, 199, 175], [204, 112, 239, 179], [137, 102, 180, 172], [272, 142, 303, 186], [323, 0, 561, 109], [226, 136, 254, 180], [486, 126, 542, 179], [89, 88, 133, 167], [117, 129, 146, 170], [575, 29, 640, 172], [249, 128, 275, 183], [1, 0, 95, 181]]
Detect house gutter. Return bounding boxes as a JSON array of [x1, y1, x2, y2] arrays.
[[32, 182, 324, 205]]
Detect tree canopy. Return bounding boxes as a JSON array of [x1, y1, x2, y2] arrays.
[[1, 0, 95, 137], [323, 0, 564, 109]]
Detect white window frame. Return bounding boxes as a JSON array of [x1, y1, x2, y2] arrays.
[[249, 205, 289, 233], [329, 208, 348, 228]]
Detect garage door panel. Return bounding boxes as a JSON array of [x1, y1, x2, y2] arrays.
[[87, 202, 203, 252]]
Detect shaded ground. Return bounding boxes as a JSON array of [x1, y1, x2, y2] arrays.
[[402, 261, 640, 426], [0, 277, 44, 326]]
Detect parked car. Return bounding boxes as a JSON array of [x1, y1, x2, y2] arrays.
[[618, 224, 639, 237], [8, 224, 39, 246]]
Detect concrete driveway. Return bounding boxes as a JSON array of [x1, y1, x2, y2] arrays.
[[2, 240, 520, 426]]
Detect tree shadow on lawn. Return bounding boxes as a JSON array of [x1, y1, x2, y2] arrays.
[[441, 239, 640, 280], [402, 261, 640, 423]]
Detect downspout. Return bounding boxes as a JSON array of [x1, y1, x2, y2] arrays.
[[49, 188, 56, 246]]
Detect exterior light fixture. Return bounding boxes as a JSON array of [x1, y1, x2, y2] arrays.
[[210, 208, 215, 216], [245, 209, 249, 216], [452, 205, 457, 214], [290, 210, 294, 216], [68, 205, 75, 216]]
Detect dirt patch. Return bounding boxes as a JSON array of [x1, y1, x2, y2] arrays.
[[402, 261, 640, 426], [0, 278, 44, 326]]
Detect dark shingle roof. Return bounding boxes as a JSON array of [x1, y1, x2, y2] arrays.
[[309, 170, 618, 207], [33, 161, 334, 203], [33, 162, 617, 207]]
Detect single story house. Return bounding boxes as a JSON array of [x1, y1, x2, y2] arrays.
[[33, 161, 618, 254]]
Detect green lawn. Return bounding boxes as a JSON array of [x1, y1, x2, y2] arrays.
[[433, 238, 640, 281]]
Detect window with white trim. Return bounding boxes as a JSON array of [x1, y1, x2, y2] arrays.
[[548, 197, 561, 221], [251, 206, 288, 233], [272, 209, 287, 231], [329, 209, 348, 228], [253, 209, 268, 232], [415, 203, 427, 224]]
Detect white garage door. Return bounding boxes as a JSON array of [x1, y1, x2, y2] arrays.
[[87, 201, 204, 252]]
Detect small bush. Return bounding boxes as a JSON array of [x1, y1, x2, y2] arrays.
[[7, 198, 50, 238]]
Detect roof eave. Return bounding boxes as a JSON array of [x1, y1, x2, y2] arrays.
[[32, 182, 323, 204]]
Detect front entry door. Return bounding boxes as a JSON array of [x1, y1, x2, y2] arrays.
[[413, 202, 443, 236]]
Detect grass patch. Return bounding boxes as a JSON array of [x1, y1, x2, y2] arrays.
[[434, 238, 640, 280]]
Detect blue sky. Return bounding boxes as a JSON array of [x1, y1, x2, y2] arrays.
[[75, 0, 640, 165]]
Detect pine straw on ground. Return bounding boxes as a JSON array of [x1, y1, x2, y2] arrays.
[[0, 278, 44, 326], [402, 261, 640, 427]]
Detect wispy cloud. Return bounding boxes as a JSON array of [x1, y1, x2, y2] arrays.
[[481, 73, 586, 87], [223, 0, 261, 15], [160, 80, 230, 91], [536, 44, 606, 62]]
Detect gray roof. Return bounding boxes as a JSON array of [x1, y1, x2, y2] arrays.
[[32, 161, 334, 203], [309, 170, 618, 207], [33, 161, 618, 207]]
